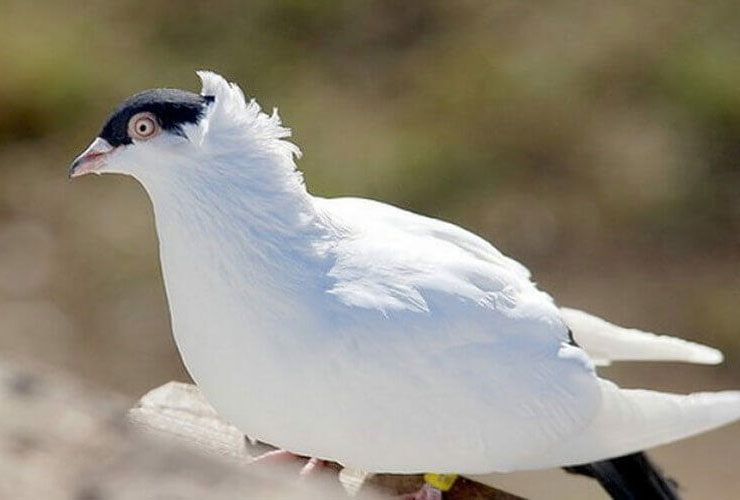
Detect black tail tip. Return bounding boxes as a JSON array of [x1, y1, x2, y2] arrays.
[[564, 451, 680, 500]]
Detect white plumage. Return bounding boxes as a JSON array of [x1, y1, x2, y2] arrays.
[[73, 71, 740, 475], [561, 307, 724, 366]]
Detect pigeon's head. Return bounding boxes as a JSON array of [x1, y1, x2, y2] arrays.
[[69, 72, 301, 188], [69, 87, 214, 181]]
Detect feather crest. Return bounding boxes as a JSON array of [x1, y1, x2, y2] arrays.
[[195, 70, 302, 161]]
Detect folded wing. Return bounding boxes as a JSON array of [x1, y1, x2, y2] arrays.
[[321, 197, 725, 367]]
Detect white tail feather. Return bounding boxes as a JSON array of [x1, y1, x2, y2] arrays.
[[523, 380, 740, 469], [561, 307, 723, 366]]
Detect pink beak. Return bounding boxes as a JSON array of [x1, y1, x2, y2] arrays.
[[69, 137, 114, 178]]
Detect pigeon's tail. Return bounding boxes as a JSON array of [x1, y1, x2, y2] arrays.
[[564, 452, 680, 500], [560, 307, 724, 366], [525, 380, 740, 470]]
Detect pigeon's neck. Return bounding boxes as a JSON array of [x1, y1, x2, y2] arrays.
[[147, 163, 324, 276], [142, 154, 331, 341]]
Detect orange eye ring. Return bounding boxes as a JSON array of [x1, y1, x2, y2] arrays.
[[128, 112, 160, 141]]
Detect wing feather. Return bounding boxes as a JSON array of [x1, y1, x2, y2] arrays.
[[561, 307, 723, 365]]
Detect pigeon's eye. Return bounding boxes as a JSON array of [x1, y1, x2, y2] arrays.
[[128, 112, 160, 141]]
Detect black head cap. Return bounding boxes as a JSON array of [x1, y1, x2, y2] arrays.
[[99, 88, 215, 146]]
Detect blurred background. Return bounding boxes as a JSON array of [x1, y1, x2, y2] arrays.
[[0, 1, 738, 498]]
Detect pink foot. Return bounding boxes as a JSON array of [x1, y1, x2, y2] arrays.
[[299, 456, 324, 476], [249, 449, 324, 477], [248, 448, 296, 465], [400, 483, 443, 500]]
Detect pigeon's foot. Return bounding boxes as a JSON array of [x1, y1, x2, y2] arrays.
[[299, 456, 324, 476], [248, 448, 296, 465], [399, 483, 443, 500], [248, 449, 324, 477]]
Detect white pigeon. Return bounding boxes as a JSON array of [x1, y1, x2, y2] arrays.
[[70, 72, 739, 498]]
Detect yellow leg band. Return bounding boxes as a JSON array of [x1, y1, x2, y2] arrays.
[[424, 473, 459, 492]]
